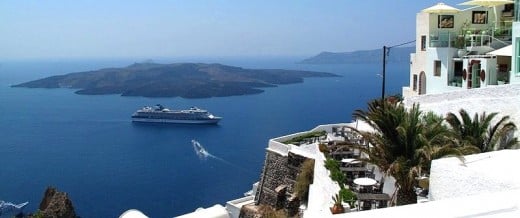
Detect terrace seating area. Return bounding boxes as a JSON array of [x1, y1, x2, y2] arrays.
[[269, 122, 398, 216], [324, 126, 391, 211]]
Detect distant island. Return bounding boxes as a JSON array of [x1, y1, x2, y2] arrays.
[[12, 62, 338, 98], [300, 46, 414, 64]]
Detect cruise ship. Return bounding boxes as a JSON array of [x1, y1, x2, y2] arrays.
[[131, 104, 222, 124]]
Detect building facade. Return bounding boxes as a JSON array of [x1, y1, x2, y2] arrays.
[[404, 2, 517, 97]]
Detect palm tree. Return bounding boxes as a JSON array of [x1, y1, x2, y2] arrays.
[[352, 100, 457, 205], [445, 109, 518, 152]]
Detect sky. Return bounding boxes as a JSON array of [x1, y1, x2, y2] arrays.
[[0, 0, 466, 60]]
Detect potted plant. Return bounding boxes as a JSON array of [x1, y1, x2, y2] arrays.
[[340, 188, 357, 209], [330, 193, 345, 214], [455, 20, 470, 57]]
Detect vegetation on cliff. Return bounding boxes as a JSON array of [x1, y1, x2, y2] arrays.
[[294, 159, 315, 203]]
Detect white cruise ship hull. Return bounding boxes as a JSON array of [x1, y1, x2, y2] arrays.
[[132, 117, 221, 124]]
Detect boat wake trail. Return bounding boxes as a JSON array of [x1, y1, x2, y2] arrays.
[[192, 139, 219, 160], [191, 139, 251, 174]]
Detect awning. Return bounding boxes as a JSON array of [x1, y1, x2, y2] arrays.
[[487, 45, 512, 56], [422, 3, 461, 14]]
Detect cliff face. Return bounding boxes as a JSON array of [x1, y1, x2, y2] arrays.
[[300, 47, 414, 64], [244, 150, 310, 217], [31, 187, 77, 218]]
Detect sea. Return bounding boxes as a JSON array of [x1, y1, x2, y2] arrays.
[[0, 57, 408, 217]]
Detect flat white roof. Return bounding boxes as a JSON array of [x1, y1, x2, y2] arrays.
[[487, 45, 512, 57]]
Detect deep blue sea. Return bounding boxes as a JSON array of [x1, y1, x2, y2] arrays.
[[0, 57, 408, 217]]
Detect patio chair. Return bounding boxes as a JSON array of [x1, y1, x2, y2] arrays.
[[362, 201, 372, 210]]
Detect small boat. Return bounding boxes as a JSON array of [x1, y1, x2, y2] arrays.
[[131, 104, 222, 124]]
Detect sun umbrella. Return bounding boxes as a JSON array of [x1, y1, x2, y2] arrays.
[[459, 0, 513, 7], [422, 3, 461, 29], [459, 0, 514, 28], [422, 2, 461, 14]]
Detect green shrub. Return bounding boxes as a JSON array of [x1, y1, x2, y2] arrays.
[[324, 158, 346, 186], [294, 159, 315, 202], [283, 130, 326, 145], [339, 188, 357, 208], [318, 143, 329, 154], [330, 169, 345, 184], [259, 205, 288, 218], [324, 158, 339, 170]]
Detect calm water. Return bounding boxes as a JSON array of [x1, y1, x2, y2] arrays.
[[0, 57, 408, 217]]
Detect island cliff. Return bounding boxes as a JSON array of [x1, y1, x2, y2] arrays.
[[300, 47, 414, 64], [12, 63, 338, 98]]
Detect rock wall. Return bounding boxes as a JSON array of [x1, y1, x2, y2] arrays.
[[254, 149, 310, 216], [31, 187, 77, 218]]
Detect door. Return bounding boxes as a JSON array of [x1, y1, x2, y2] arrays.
[[419, 71, 426, 95]]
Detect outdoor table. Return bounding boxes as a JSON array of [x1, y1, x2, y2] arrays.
[[355, 193, 391, 201], [353, 177, 377, 186], [341, 158, 361, 164]]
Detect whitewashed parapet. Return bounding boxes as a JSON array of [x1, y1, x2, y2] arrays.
[[308, 123, 356, 133], [304, 148, 340, 217], [225, 196, 255, 218], [267, 139, 290, 155], [267, 122, 359, 156]]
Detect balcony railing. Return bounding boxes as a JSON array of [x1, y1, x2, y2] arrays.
[[429, 27, 512, 52]]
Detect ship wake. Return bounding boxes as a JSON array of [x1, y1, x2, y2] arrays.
[[191, 139, 250, 173], [192, 139, 219, 160]]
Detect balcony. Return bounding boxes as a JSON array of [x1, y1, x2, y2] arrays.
[[429, 27, 511, 55]]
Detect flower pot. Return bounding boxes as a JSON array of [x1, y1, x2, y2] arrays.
[[330, 204, 345, 214]]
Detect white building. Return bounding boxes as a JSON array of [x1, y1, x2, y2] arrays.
[[403, 1, 518, 97], [512, 0, 520, 84]]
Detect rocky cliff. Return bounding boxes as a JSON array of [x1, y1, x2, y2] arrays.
[[30, 187, 77, 218], [300, 46, 414, 64], [240, 149, 312, 217]]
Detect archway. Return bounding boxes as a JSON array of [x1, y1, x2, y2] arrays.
[[419, 71, 426, 95]]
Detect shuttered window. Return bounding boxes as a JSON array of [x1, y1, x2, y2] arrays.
[[434, 60, 441, 77]]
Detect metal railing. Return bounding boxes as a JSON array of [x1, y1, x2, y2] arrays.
[[429, 27, 512, 50]]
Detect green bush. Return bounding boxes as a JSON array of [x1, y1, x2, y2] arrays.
[[339, 188, 357, 208], [259, 205, 288, 218], [330, 169, 345, 184], [324, 158, 345, 186], [283, 130, 326, 145], [294, 159, 315, 202], [318, 143, 329, 154], [324, 158, 339, 170]]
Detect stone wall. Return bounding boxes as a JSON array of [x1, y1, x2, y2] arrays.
[[254, 149, 310, 216]]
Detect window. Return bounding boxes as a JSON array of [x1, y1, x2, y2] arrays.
[[434, 60, 441, 77], [413, 74, 418, 91], [454, 61, 463, 77], [421, 35, 426, 51]]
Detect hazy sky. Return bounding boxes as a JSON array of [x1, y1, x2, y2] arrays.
[[1, 0, 465, 60]]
